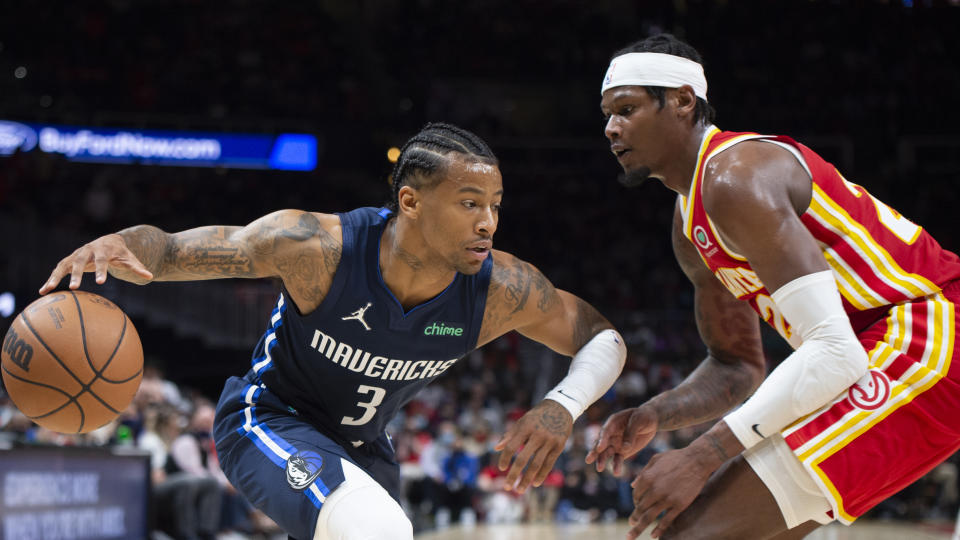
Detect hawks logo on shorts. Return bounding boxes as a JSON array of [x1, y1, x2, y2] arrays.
[[286, 451, 324, 491], [847, 369, 891, 411]]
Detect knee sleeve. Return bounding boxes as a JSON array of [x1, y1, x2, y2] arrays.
[[314, 458, 412, 540]]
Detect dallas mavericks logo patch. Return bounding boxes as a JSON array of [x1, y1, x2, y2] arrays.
[[286, 451, 324, 491]]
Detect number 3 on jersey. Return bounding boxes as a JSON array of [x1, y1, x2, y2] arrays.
[[341, 384, 386, 426]]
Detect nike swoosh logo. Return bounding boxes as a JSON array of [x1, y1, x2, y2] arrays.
[[557, 389, 577, 401], [751, 424, 764, 438]]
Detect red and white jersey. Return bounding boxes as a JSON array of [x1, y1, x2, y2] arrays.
[[679, 126, 960, 346]]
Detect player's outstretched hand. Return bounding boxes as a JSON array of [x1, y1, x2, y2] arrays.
[[585, 406, 658, 476], [627, 446, 712, 539], [494, 399, 572, 494], [40, 234, 154, 295]]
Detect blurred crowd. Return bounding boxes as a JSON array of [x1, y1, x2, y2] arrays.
[[3, 325, 959, 539], [0, 363, 276, 540], [2, 0, 960, 538]]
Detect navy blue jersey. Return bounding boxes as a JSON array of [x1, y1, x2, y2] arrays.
[[248, 207, 492, 445]]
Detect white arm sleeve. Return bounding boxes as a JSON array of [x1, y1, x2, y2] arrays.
[[543, 329, 627, 420], [724, 270, 869, 449]]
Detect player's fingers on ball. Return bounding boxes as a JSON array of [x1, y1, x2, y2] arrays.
[[68, 252, 90, 288], [94, 252, 109, 283], [40, 264, 65, 293], [51, 257, 72, 282]]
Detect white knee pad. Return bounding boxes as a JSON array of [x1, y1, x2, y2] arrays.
[[314, 458, 413, 540]]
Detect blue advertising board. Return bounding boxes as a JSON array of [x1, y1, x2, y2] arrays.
[[0, 446, 150, 540], [0, 120, 317, 170]]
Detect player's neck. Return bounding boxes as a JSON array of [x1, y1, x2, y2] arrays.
[[660, 122, 712, 197], [379, 218, 457, 309]]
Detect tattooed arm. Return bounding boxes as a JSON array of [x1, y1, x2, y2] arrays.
[[481, 250, 620, 494], [40, 210, 342, 313], [587, 203, 766, 476], [477, 250, 613, 353], [647, 203, 767, 423]]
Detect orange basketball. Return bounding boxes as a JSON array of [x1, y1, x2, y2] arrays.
[[1, 291, 143, 434]]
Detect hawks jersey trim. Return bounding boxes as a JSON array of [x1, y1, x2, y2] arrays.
[[679, 127, 960, 346], [680, 127, 765, 265], [680, 125, 719, 258], [805, 182, 938, 310]]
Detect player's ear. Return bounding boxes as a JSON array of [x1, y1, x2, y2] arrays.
[[673, 85, 697, 118], [397, 185, 420, 219]]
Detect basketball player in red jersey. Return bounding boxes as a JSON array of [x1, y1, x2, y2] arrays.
[[586, 34, 960, 539]]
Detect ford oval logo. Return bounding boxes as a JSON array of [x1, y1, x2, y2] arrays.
[[0, 121, 38, 156]]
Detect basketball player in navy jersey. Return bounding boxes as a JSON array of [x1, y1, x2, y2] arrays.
[[40, 123, 627, 540]]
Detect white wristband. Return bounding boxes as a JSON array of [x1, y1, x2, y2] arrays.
[[543, 329, 627, 420]]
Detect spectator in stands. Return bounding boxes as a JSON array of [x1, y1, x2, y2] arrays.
[[440, 429, 480, 526], [138, 404, 221, 540]]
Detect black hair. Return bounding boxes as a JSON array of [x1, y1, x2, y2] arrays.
[[387, 122, 499, 213], [612, 33, 716, 125]]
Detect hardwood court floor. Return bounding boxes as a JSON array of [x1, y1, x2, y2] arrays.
[[415, 520, 954, 540]]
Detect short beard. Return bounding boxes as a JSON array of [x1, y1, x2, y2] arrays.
[[617, 166, 652, 188]]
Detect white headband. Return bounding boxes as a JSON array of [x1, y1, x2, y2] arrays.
[[601, 52, 708, 101]]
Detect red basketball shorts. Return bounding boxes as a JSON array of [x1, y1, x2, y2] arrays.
[[782, 280, 960, 523]]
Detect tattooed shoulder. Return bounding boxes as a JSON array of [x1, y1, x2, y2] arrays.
[[478, 251, 560, 343], [270, 211, 343, 311]]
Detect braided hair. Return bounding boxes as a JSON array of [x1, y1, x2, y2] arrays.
[[612, 33, 716, 125], [387, 122, 498, 214]]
